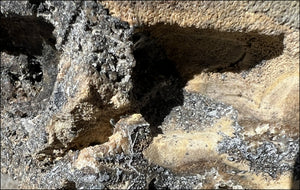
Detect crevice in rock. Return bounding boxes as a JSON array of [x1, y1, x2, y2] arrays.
[[28, 0, 45, 6], [148, 178, 157, 190], [60, 1, 83, 48], [129, 31, 184, 136], [148, 177, 171, 190], [44, 84, 131, 156], [67, 85, 130, 150], [26, 55, 43, 85], [28, 0, 45, 15], [130, 23, 284, 135], [0, 14, 58, 118], [292, 151, 300, 188], [0, 14, 56, 56]]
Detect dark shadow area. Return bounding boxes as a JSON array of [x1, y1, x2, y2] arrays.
[[148, 178, 157, 190], [0, 13, 56, 56], [26, 55, 43, 84], [58, 179, 76, 190], [29, 0, 45, 5], [292, 150, 300, 189], [0, 13, 58, 119], [28, 0, 46, 15], [130, 31, 185, 136], [148, 178, 170, 190], [129, 23, 284, 136], [28, 0, 45, 7]]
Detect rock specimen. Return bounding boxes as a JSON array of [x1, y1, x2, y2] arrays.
[[1, 1, 299, 189], [74, 114, 150, 172]]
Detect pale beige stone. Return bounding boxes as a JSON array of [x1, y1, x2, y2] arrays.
[[143, 117, 235, 172], [103, 1, 299, 131], [102, 1, 299, 189], [74, 114, 149, 171]]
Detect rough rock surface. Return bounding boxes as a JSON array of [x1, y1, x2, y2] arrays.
[[1, 1, 299, 189]]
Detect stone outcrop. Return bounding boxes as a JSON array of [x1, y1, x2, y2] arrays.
[[1, 1, 299, 189]]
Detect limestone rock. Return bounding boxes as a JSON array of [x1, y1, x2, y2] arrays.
[[104, 1, 299, 189], [74, 114, 150, 172], [1, 0, 299, 189], [103, 1, 299, 130]]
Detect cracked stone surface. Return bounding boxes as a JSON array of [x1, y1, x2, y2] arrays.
[[1, 1, 299, 189]]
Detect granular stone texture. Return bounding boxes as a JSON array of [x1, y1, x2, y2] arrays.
[[1, 0, 299, 189]]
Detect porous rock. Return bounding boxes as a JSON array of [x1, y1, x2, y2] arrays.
[[1, 1, 299, 189]]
